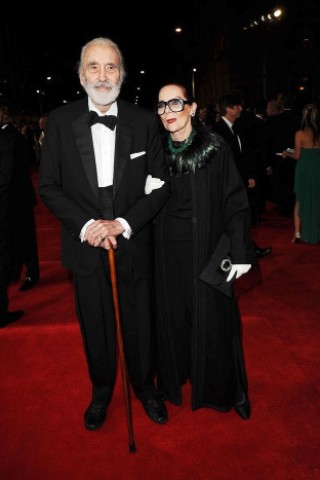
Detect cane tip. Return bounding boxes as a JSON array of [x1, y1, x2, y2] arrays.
[[129, 442, 136, 453]]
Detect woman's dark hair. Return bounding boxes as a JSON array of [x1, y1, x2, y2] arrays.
[[301, 103, 320, 143], [159, 83, 194, 102]]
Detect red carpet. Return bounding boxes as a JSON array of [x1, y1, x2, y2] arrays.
[[1, 171, 320, 480]]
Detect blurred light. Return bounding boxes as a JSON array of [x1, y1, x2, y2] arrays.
[[46, 76, 52, 80], [298, 86, 305, 91], [140, 70, 145, 75], [175, 27, 182, 33], [62, 99, 68, 104], [243, 7, 284, 30], [136, 87, 141, 91]]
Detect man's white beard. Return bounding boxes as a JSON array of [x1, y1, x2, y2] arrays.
[[83, 81, 121, 106]]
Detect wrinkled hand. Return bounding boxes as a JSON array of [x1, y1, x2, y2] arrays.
[[85, 220, 124, 248], [226, 264, 252, 282], [100, 236, 117, 250], [145, 174, 165, 194]]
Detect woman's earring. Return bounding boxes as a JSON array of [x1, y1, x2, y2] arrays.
[[191, 112, 195, 117]]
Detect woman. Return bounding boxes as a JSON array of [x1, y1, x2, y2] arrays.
[[154, 83, 256, 420], [283, 103, 320, 244]]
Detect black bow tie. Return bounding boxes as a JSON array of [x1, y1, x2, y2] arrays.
[[88, 111, 117, 130]]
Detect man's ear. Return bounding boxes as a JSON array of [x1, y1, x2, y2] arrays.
[[79, 73, 85, 86]]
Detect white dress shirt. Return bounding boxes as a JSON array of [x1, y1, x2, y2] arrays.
[[80, 98, 131, 241], [89, 98, 117, 187]]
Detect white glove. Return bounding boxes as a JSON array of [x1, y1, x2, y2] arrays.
[[226, 264, 251, 282], [144, 174, 165, 194]]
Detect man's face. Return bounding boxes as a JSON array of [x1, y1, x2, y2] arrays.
[[80, 43, 122, 108], [227, 104, 242, 122]]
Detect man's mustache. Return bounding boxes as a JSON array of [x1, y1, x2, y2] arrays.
[[92, 81, 116, 88]]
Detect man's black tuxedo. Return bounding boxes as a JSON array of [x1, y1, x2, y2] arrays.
[[213, 116, 261, 224], [213, 117, 256, 184], [213, 118, 240, 160], [38, 97, 169, 405], [39, 98, 168, 275]]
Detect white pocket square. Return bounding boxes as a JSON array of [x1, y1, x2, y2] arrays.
[[144, 175, 165, 194], [130, 151, 146, 159]]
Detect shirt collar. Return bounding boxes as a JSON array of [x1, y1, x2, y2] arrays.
[[222, 116, 233, 130], [88, 98, 118, 117]]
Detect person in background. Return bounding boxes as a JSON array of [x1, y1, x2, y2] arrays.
[[0, 105, 39, 293], [213, 95, 272, 258], [268, 96, 300, 217], [38, 37, 169, 431], [197, 104, 216, 129], [0, 105, 24, 327], [282, 103, 320, 244], [34, 114, 47, 163], [154, 83, 256, 420], [20, 119, 37, 166]]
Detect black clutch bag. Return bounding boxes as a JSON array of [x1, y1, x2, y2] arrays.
[[198, 233, 234, 297]]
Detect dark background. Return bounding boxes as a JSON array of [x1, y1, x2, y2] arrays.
[[2, 0, 319, 114], [1, 1, 257, 111]]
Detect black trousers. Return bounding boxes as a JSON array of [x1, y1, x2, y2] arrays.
[[74, 247, 156, 406], [11, 205, 39, 281]]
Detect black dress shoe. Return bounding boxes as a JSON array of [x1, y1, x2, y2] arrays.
[[255, 246, 272, 258], [0, 310, 24, 328], [19, 276, 39, 291], [234, 399, 251, 420], [84, 402, 107, 431], [142, 394, 168, 425]]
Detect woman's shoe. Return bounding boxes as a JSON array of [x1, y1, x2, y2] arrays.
[[292, 232, 301, 244]]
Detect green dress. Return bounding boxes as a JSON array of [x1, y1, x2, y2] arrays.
[[294, 147, 320, 243]]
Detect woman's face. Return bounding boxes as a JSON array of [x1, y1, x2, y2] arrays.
[[157, 85, 196, 136]]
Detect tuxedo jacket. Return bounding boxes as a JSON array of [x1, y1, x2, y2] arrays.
[[38, 97, 169, 278], [213, 118, 255, 183], [213, 119, 240, 159]]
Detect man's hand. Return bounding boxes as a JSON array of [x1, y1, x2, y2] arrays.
[[100, 236, 118, 250], [85, 220, 125, 248]]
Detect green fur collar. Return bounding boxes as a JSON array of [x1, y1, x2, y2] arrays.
[[164, 126, 224, 176]]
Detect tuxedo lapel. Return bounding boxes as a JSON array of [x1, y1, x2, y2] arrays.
[[71, 101, 134, 201], [113, 109, 132, 199], [73, 113, 98, 199], [219, 120, 241, 158]]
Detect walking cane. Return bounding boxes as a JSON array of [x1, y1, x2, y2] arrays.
[[108, 247, 136, 453]]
